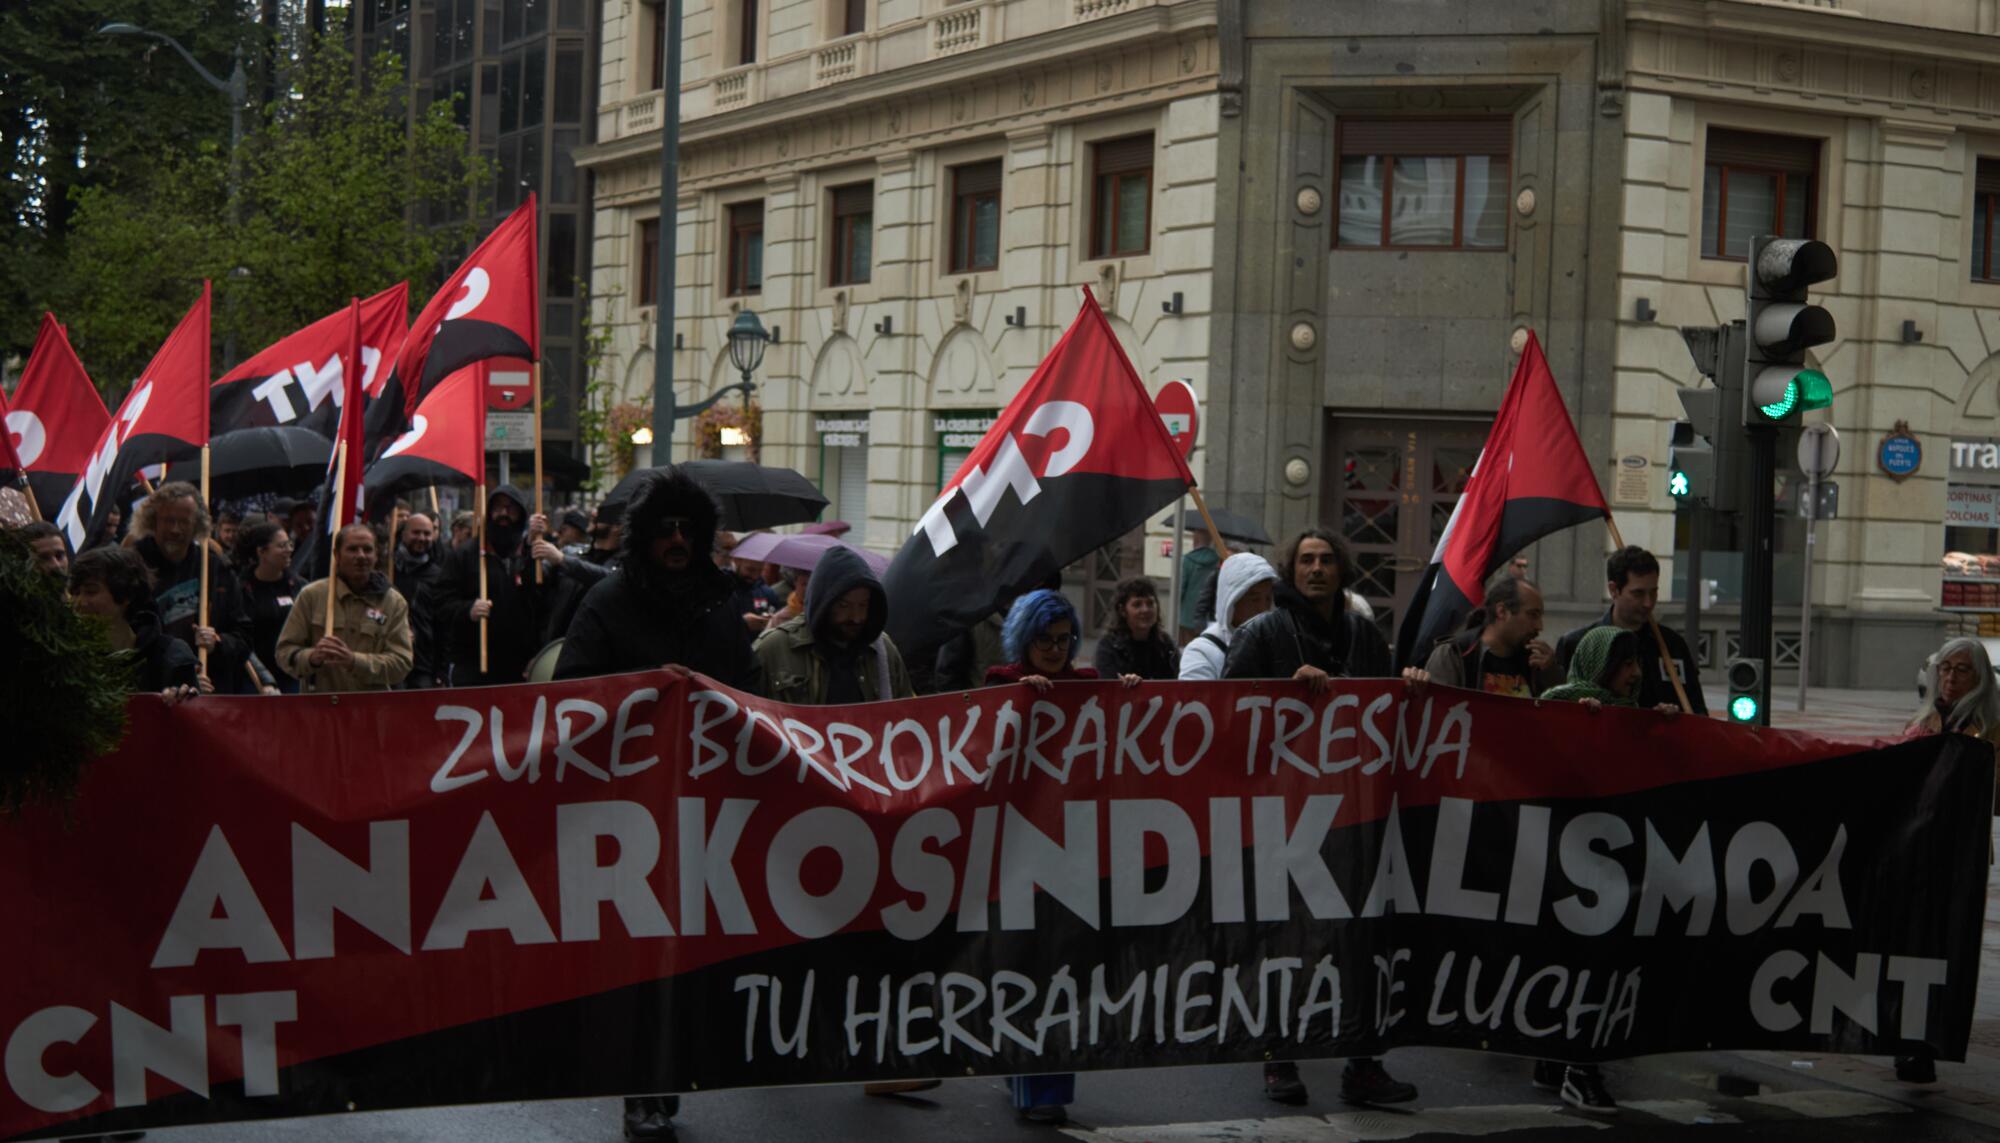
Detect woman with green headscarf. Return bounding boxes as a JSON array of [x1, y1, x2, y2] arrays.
[[1541, 625, 1682, 713]]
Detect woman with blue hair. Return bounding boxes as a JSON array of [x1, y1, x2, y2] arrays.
[[983, 588, 1137, 1123]]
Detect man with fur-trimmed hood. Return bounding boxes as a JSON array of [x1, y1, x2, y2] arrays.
[[553, 466, 761, 693]]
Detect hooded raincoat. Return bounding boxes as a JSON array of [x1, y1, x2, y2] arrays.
[[1179, 553, 1279, 681], [1539, 626, 1640, 706], [752, 544, 912, 704]]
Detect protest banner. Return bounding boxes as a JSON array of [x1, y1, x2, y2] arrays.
[[2, 673, 1986, 1139]]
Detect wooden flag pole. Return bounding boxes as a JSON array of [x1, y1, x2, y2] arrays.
[[1185, 485, 1234, 560], [196, 445, 211, 673], [385, 505, 405, 590], [532, 361, 545, 584], [1603, 515, 1694, 714], [477, 481, 489, 675], [16, 478, 42, 524], [428, 485, 441, 516], [324, 440, 349, 640]]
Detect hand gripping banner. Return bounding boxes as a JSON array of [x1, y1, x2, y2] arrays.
[[2, 674, 1987, 1139]]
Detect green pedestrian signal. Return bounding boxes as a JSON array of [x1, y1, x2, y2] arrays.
[[1668, 469, 1691, 499], [1729, 694, 1760, 723]]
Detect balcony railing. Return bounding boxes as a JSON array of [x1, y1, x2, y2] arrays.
[[715, 69, 752, 110], [812, 38, 867, 87], [622, 90, 663, 134], [931, 6, 987, 57], [1074, 0, 1139, 19]]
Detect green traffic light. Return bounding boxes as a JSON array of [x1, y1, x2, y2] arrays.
[[1729, 694, 1760, 722], [1668, 470, 1690, 498], [1758, 381, 1799, 420], [1756, 368, 1833, 421]]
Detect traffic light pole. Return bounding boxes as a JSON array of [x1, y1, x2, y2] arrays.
[[1741, 426, 1777, 726], [1684, 506, 1703, 663]]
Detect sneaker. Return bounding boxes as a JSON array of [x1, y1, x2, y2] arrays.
[[1016, 1103, 1069, 1126], [1340, 1058, 1418, 1105], [1560, 1066, 1617, 1114], [1264, 1061, 1308, 1105], [1896, 1055, 1938, 1084], [1531, 1060, 1563, 1091]]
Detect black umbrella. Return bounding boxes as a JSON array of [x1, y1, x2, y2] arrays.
[[1160, 506, 1273, 547], [599, 460, 827, 530], [164, 427, 332, 500]]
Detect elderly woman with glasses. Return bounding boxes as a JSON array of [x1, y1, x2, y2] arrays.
[[980, 588, 1138, 1124]]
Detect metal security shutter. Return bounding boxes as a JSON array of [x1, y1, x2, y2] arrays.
[[1978, 158, 2000, 196], [836, 442, 868, 525], [953, 160, 1002, 196], [1094, 133, 1154, 175], [1706, 128, 1819, 174]]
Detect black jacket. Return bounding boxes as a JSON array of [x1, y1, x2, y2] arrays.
[[435, 485, 551, 686], [1553, 609, 1707, 715], [543, 544, 618, 646], [128, 607, 199, 693], [1093, 625, 1180, 680], [1223, 584, 1391, 680], [393, 545, 450, 688], [133, 536, 253, 693], [552, 467, 762, 692]]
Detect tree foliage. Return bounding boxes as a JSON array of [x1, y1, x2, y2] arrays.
[[31, 33, 488, 393]]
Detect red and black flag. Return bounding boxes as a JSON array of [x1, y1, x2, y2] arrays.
[[362, 359, 488, 500], [210, 284, 409, 438], [1394, 330, 1611, 668], [882, 287, 1195, 674], [55, 286, 212, 550], [1, 313, 110, 516], [394, 197, 539, 424]]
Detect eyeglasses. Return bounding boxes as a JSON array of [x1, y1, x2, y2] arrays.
[[1031, 632, 1075, 652], [1939, 662, 1978, 679], [658, 517, 691, 537]]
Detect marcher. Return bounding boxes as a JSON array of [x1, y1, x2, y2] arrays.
[[437, 485, 549, 686], [1177, 525, 1220, 642], [1093, 576, 1179, 679], [274, 524, 413, 693], [1410, 577, 1550, 696], [1224, 529, 1408, 1107], [393, 511, 449, 689], [18, 521, 68, 579], [754, 545, 914, 705], [277, 498, 317, 547], [235, 521, 301, 695], [536, 506, 619, 647], [554, 508, 590, 548], [1551, 547, 1704, 714], [550, 468, 759, 1139], [1178, 552, 1278, 681], [214, 507, 242, 559], [67, 545, 201, 701], [449, 509, 476, 550], [983, 588, 1137, 1125], [129, 481, 254, 694]]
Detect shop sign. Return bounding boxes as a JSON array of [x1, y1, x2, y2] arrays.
[[1947, 484, 2000, 530]]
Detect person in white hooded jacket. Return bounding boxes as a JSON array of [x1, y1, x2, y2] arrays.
[[1178, 551, 1279, 680]]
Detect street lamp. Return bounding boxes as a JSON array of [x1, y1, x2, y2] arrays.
[[630, 425, 655, 470], [100, 21, 250, 367], [727, 309, 770, 383]]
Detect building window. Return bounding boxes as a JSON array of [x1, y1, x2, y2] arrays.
[[1334, 119, 1510, 250], [639, 0, 664, 91], [638, 218, 659, 306], [727, 201, 764, 295], [1975, 160, 2000, 283], [1701, 128, 1820, 262], [1090, 133, 1153, 259], [738, 0, 759, 65], [830, 182, 873, 286], [817, 416, 870, 525], [949, 160, 1002, 274]]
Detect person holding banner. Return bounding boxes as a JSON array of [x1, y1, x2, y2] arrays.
[[130, 482, 252, 694], [1550, 547, 1706, 715], [67, 545, 201, 702], [274, 524, 413, 694], [1178, 552, 1278, 682], [235, 521, 302, 695], [753, 544, 914, 707], [1225, 529, 1412, 1108], [1092, 576, 1180, 680], [1409, 577, 1550, 697]]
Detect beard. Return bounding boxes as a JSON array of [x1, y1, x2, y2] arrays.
[[488, 517, 525, 554]]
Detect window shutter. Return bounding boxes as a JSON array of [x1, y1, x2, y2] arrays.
[[954, 160, 1002, 196], [1338, 118, 1510, 157], [833, 182, 873, 215], [1094, 134, 1154, 176], [1706, 128, 1820, 174], [731, 200, 764, 228], [1978, 158, 2000, 196]]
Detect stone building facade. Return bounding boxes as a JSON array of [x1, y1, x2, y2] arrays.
[[576, 0, 1223, 622], [582, 0, 2000, 688]]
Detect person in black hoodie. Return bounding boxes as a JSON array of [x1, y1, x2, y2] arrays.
[[130, 481, 254, 694], [554, 467, 760, 690], [1223, 527, 1408, 1110], [752, 544, 913, 704], [437, 485, 551, 686], [1092, 576, 1179, 680], [69, 545, 200, 699], [536, 506, 620, 647], [393, 511, 449, 688]]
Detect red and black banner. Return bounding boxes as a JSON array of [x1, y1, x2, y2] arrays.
[[1, 313, 110, 515], [362, 360, 488, 500], [210, 285, 409, 440], [2, 674, 1986, 1140], [883, 288, 1195, 674], [1395, 331, 1612, 668], [53, 286, 211, 551], [394, 197, 539, 423]]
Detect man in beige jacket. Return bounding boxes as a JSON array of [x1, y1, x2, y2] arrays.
[[276, 523, 413, 693]]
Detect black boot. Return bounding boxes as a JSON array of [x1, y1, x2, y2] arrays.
[[1895, 1055, 1937, 1084], [622, 1095, 679, 1141], [1264, 1061, 1308, 1104]]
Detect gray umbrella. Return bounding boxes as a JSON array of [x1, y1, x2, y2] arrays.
[[599, 460, 828, 530], [1160, 506, 1273, 547]]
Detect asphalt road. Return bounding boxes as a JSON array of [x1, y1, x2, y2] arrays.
[[151, 1048, 1992, 1142]]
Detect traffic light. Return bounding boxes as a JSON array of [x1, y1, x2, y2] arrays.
[[1669, 388, 1719, 503], [1743, 236, 1837, 425], [1726, 658, 1766, 725], [1672, 324, 1747, 510]]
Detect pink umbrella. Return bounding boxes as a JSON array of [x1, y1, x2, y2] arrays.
[[730, 531, 889, 575], [803, 520, 852, 536]]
